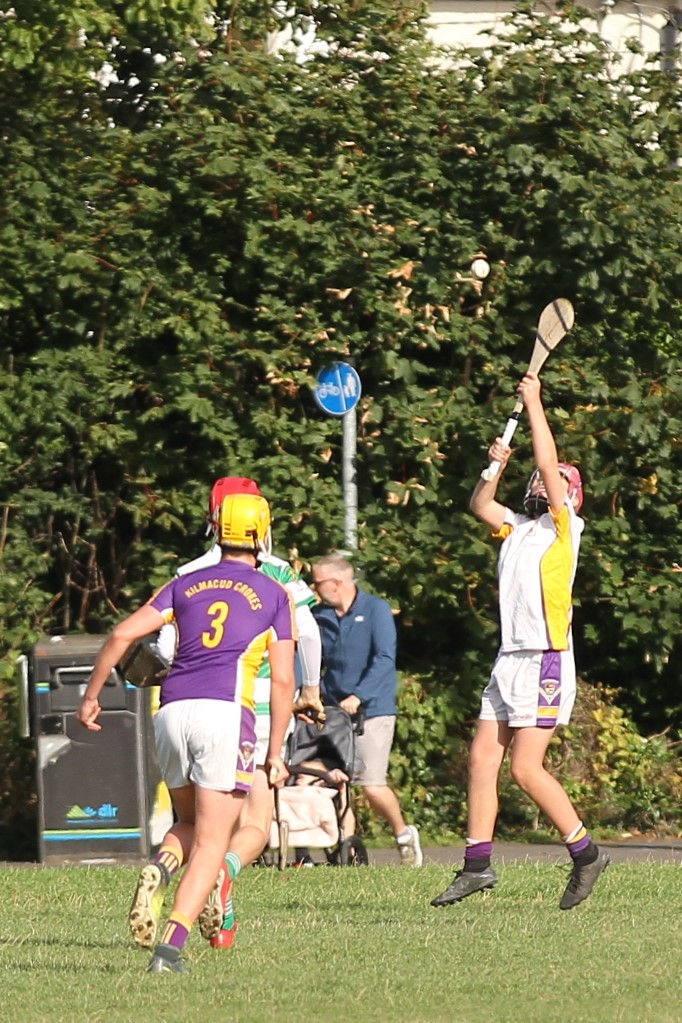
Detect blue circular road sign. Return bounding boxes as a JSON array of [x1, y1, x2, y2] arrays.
[[313, 362, 362, 417]]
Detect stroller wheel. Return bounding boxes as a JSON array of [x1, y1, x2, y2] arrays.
[[338, 836, 369, 867]]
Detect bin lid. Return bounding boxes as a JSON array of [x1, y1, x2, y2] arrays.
[[31, 634, 107, 662]]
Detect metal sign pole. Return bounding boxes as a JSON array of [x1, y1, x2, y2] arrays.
[[313, 361, 362, 553], [342, 407, 358, 551]]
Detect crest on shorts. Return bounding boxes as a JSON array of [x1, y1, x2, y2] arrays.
[[540, 678, 560, 701], [238, 741, 256, 770]]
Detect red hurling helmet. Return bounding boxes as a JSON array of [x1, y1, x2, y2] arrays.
[[209, 477, 261, 522]]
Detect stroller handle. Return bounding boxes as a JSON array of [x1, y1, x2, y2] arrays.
[[286, 764, 345, 788]]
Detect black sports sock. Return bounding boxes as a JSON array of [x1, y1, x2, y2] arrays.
[[463, 856, 491, 873], [572, 842, 599, 867]]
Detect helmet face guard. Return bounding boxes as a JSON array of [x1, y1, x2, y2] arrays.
[[216, 493, 272, 556], [523, 463, 583, 518], [523, 485, 549, 518]]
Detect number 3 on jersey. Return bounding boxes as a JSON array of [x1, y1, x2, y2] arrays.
[[202, 600, 230, 648]]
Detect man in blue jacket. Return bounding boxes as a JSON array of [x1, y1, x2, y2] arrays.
[[311, 554, 422, 866]]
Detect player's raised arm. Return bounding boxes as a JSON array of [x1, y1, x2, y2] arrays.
[[518, 373, 565, 515], [470, 437, 512, 531]]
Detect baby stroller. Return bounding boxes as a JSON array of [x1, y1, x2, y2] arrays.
[[270, 706, 369, 868]]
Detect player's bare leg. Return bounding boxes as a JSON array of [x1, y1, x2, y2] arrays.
[[200, 766, 274, 948], [147, 785, 244, 972], [508, 726, 577, 834], [129, 793, 194, 949], [467, 719, 512, 839], [432, 720, 510, 907], [231, 766, 274, 864], [163, 786, 242, 922], [510, 726, 609, 909]]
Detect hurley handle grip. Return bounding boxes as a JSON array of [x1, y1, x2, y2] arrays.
[[480, 408, 521, 482]]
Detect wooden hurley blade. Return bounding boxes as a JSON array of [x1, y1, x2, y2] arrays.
[[527, 298, 575, 375], [480, 298, 575, 482]]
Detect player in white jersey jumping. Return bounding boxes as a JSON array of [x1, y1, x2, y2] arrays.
[[431, 371, 609, 911], [152, 475, 323, 949]]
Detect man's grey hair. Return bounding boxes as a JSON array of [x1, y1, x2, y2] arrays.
[[314, 554, 355, 582]]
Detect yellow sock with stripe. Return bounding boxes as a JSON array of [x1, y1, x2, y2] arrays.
[[159, 911, 192, 951], [564, 821, 597, 864], [154, 833, 184, 879]]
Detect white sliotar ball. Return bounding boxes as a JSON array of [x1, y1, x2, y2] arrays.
[[471, 258, 490, 280]]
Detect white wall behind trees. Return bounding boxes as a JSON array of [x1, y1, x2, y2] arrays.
[[427, 0, 680, 73]]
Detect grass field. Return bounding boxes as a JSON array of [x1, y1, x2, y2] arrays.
[[1, 860, 680, 1023]]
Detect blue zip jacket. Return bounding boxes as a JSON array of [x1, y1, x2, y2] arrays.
[[312, 587, 397, 719]]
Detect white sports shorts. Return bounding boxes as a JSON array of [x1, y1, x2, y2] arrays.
[[479, 649, 576, 729], [154, 698, 256, 792], [254, 710, 295, 767], [255, 711, 270, 767]]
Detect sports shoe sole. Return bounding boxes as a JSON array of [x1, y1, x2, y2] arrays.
[[130, 864, 166, 949], [199, 867, 231, 940]]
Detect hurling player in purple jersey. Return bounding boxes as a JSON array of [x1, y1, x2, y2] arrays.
[[77, 491, 295, 974]]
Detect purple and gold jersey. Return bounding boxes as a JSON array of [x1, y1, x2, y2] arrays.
[[149, 559, 295, 710]]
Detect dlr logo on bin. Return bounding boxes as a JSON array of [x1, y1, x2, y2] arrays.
[[85, 803, 119, 819], [66, 802, 119, 823]]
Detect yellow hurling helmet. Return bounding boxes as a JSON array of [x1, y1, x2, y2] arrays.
[[216, 493, 272, 554]]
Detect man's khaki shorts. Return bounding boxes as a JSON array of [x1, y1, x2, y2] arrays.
[[353, 715, 396, 786]]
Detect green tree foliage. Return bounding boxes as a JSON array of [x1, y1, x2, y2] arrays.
[[1, 1, 682, 850], [549, 682, 682, 833]]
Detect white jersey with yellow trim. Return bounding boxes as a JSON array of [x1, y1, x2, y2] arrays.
[[493, 500, 584, 653]]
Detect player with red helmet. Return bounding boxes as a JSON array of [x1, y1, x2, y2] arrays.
[[153, 475, 322, 949], [78, 489, 296, 973]]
